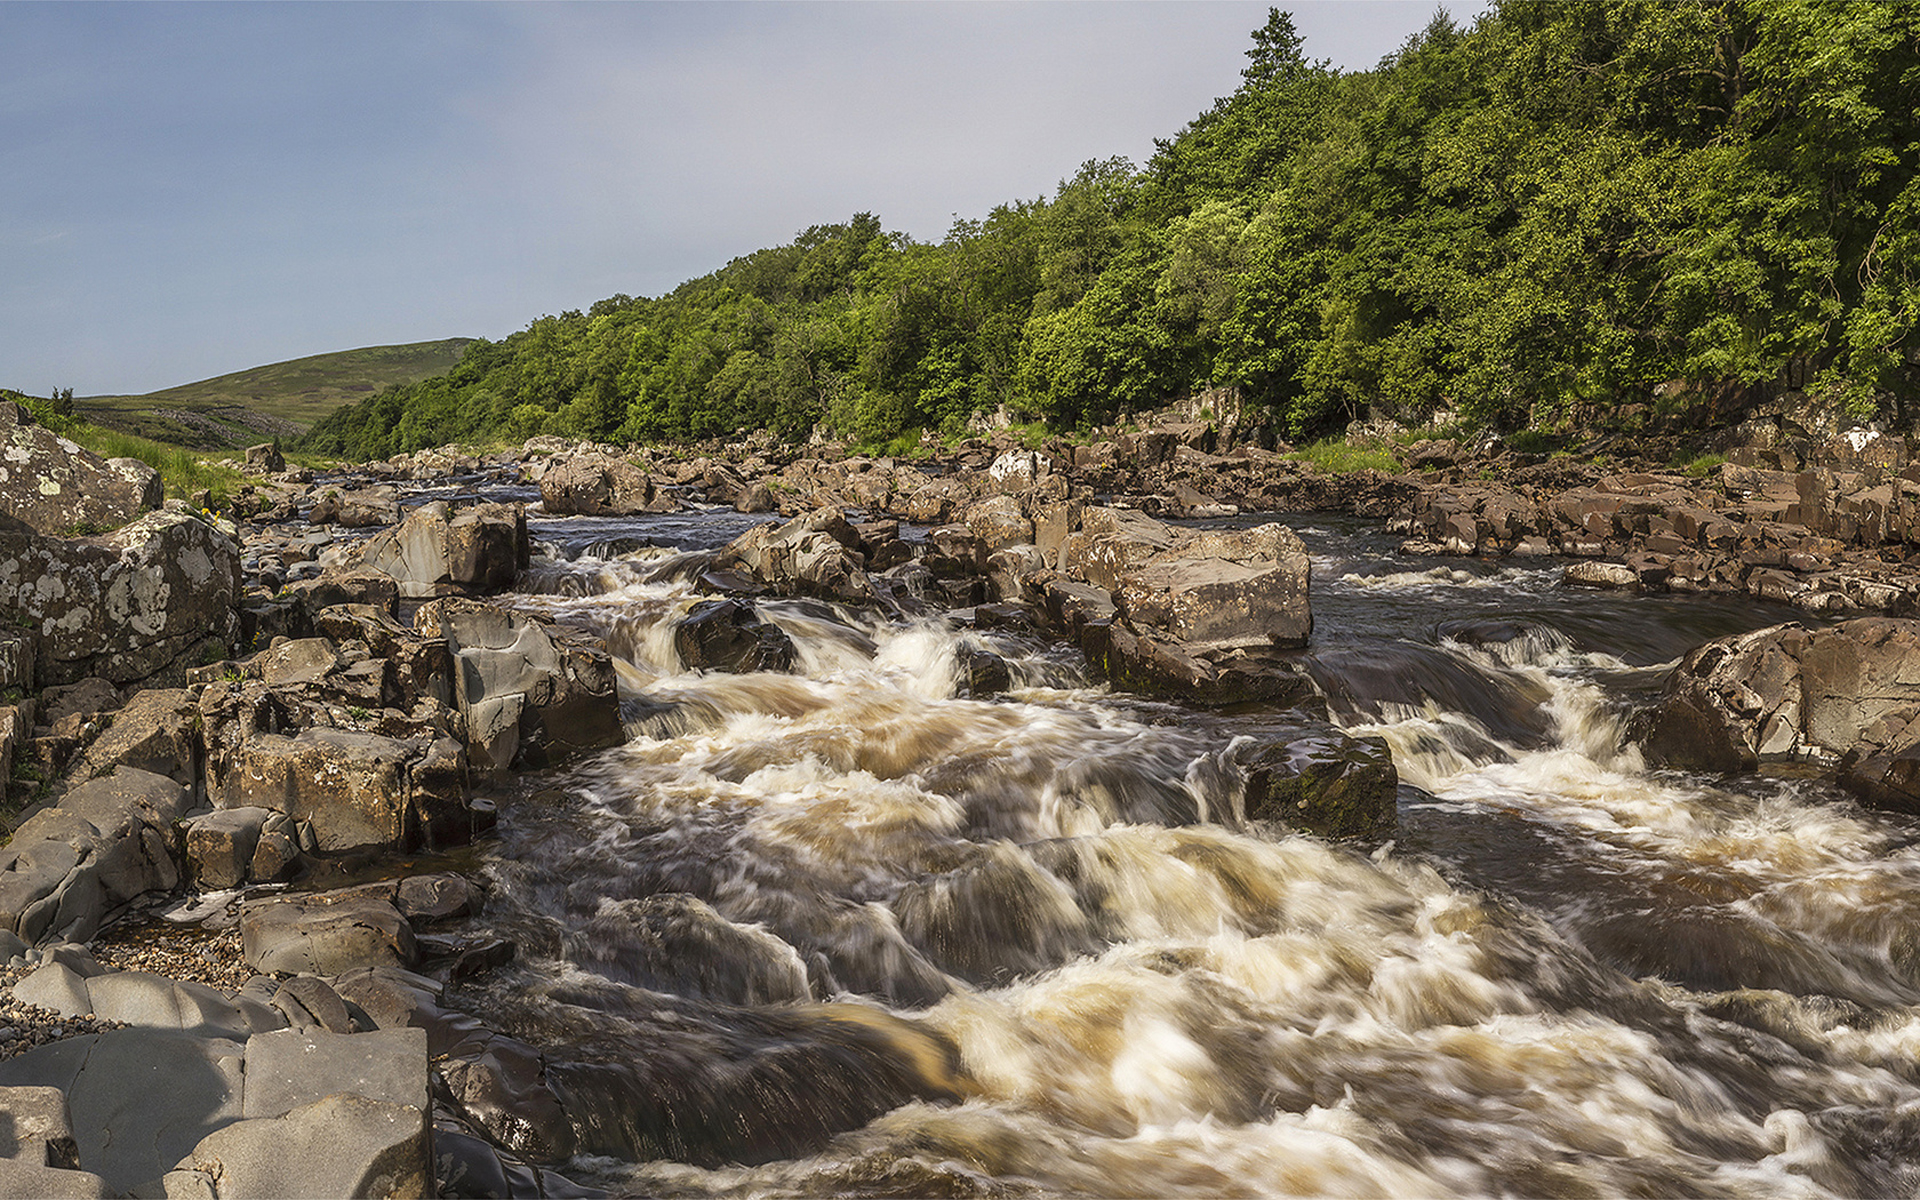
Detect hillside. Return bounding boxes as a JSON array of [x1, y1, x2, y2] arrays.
[[80, 338, 474, 449], [306, 2, 1920, 463]]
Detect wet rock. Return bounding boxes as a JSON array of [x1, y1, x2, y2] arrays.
[[1236, 731, 1398, 838], [674, 598, 796, 674], [1078, 620, 1313, 708], [0, 511, 241, 689], [568, 894, 812, 1006], [0, 403, 161, 536], [418, 599, 625, 772], [394, 873, 481, 925]]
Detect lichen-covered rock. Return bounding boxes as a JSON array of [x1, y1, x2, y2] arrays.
[[210, 727, 469, 852], [0, 511, 241, 689], [0, 403, 161, 536]]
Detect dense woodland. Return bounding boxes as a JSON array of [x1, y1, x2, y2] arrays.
[[307, 0, 1920, 460]]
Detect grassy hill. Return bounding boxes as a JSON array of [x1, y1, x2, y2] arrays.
[[78, 338, 474, 449]]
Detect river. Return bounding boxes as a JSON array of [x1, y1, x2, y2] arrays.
[[438, 504, 1920, 1198]]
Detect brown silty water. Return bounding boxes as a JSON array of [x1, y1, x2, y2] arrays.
[[445, 509, 1920, 1197]]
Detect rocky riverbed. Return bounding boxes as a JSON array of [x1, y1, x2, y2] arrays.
[[8, 395, 1920, 1195]]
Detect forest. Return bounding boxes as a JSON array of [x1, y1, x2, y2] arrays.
[[306, 0, 1920, 460]]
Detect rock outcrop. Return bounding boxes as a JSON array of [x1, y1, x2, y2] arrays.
[[0, 511, 241, 689], [0, 403, 161, 536], [1637, 617, 1920, 811]]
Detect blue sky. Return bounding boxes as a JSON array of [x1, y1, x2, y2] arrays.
[[2, 2, 1454, 397]]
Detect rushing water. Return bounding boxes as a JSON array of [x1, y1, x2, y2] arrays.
[[448, 508, 1920, 1198]]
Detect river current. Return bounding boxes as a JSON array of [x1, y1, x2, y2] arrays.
[[442, 504, 1920, 1197]]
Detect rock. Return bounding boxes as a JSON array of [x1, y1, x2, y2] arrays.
[[37, 679, 119, 727], [211, 728, 463, 853], [241, 1026, 429, 1117], [394, 873, 481, 925], [83, 973, 254, 1040], [1115, 552, 1310, 650], [242, 443, 285, 476], [182, 809, 272, 890], [240, 887, 418, 977], [1064, 507, 1180, 592], [419, 599, 625, 772], [961, 495, 1034, 551], [673, 599, 796, 674], [734, 480, 777, 514], [987, 450, 1049, 493], [1078, 620, 1314, 708], [64, 688, 201, 792], [721, 511, 871, 602], [0, 769, 188, 946], [0, 1085, 82, 1169], [165, 1092, 429, 1200], [307, 486, 399, 528], [0, 511, 241, 689], [0, 1160, 110, 1198], [358, 501, 527, 597], [0, 1029, 245, 1195], [279, 571, 400, 620], [1237, 730, 1398, 837], [0, 403, 161, 536], [540, 452, 675, 515], [1636, 618, 1920, 813]]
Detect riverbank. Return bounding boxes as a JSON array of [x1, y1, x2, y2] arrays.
[[9, 401, 1920, 1194]]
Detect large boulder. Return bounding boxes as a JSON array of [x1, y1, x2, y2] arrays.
[[1638, 617, 1920, 811], [539, 451, 676, 515], [1236, 729, 1397, 838], [357, 501, 528, 597], [0, 768, 188, 945], [674, 599, 795, 674], [417, 599, 625, 772], [0, 511, 241, 688], [721, 510, 871, 602], [0, 403, 161, 535], [209, 727, 469, 853]]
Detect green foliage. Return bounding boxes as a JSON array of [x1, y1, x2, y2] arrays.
[[300, 2, 1920, 456], [1283, 438, 1402, 474]]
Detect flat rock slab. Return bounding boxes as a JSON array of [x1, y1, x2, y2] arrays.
[[166, 1093, 429, 1200], [0, 1029, 245, 1195], [0, 1158, 111, 1198], [241, 1026, 428, 1119]]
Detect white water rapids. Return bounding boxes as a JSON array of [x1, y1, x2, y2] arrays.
[[455, 520, 1920, 1198]]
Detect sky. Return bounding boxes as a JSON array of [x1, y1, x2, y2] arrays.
[[2, 1, 1457, 398]]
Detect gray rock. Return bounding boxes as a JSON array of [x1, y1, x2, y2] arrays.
[[10, 963, 91, 1018], [64, 690, 202, 795], [242, 443, 285, 476], [393, 873, 480, 925], [166, 1093, 429, 1200], [0, 1159, 110, 1198], [0, 1029, 245, 1195], [267, 976, 355, 1034], [239, 888, 418, 977], [85, 973, 251, 1040], [358, 501, 527, 597], [307, 486, 399, 528], [0, 1085, 80, 1167], [241, 1026, 429, 1118], [0, 403, 161, 536], [418, 599, 624, 772], [0, 512, 241, 689], [182, 808, 273, 889]]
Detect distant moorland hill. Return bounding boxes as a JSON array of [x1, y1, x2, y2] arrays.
[[79, 338, 474, 449]]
